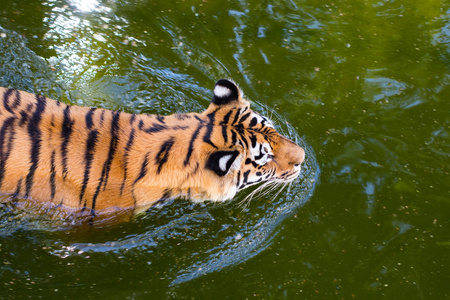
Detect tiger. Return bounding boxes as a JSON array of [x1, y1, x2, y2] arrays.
[[0, 79, 305, 217]]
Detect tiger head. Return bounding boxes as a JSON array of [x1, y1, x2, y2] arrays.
[[187, 79, 305, 202]]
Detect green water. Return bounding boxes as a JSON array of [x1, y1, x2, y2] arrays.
[[1, 0, 449, 298]]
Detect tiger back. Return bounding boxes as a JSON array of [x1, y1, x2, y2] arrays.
[[0, 79, 305, 216]]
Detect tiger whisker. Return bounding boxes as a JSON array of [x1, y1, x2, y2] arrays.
[[238, 179, 289, 210], [261, 182, 281, 198], [238, 181, 273, 208], [272, 183, 288, 202], [238, 181, 270, 208]]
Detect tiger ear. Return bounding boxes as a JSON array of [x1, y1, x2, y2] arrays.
[[205, 150, 240, 177], [212, 79, 240, 105]]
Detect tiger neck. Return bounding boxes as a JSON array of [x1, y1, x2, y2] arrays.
[[126, 109, 239, 207]]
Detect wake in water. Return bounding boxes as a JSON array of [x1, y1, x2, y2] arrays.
[[47, 112, 319, 285], [0, 27, 319, 286]]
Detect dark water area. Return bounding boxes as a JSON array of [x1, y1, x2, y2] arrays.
[[0, 0, 449, 298]]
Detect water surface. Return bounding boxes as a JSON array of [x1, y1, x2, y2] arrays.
[[0, 0, 449, 298]]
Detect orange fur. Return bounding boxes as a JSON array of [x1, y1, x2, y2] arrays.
[[0, 80, 304, 216]]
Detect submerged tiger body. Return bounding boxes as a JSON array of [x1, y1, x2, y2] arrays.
[[0, 80, 304, 216]]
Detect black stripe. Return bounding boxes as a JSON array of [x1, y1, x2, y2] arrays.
[[271, 169, 276, 177], [19, 110, 29, 126], [85, 108, 96, 129], [245, 158, 260, 168], [262, 127, 271, 135], [254, 144, 265, 160], [156, 189, 172, 205], [236, 171, 241, 188], [221, 110, 233, 125], [231, 109, 240, 126], [220, 110, 233, 144], [101, 111, 121, 190], [120, 128, 136, 195], [88, 209, 96, 226], [175, 113, 190, 120], [100, 110, 105, 124], [131, 151, 148, 208], [172, 125, 188, 130], [50, 150, 56, 201], [0, 117, 16, 189], [243, 170, 252, 181], [203, 109, 218, 149], [237, 129, 249, 149], [203, 124, 218, 148], [249, 117, 258, 127], [239, 112, 251, 123], [156, 115, 165, 124], [81, 202, 88, 215], [142, 123, 167, 134], [79, 129, 99, 205], [91, 111, 121, 211], [156, 137, 175, 174], [25, 95, 47, 197], [3, 89, 21, 114], [61, 105, 73, 180], [231, 129, 237, 145], [134, 152, 150, 184], [184, 124, 202, 166], [12, 178, 22, 198], [250, 134, 257, 148], [280, 171, 289, 177], [221, 125, 228, 145], [130, 113, 136, 124], [26, 103, 33, 112]]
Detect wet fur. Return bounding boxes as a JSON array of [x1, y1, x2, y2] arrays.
[[0, 80, 304, 216]]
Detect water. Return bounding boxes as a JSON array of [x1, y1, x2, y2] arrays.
[[0, 0, 449, 298]]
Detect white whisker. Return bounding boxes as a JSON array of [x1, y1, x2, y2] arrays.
[[237, 177, 294, 211], [273, 183, 288, 201], [238, 180, 276, 209]]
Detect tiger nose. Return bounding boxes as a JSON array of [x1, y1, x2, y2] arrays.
[[292, 147, 305, 168]]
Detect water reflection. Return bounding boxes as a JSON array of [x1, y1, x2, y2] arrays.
[[71, 0, 99, 12], [364, 76, 407, 102], [44, 0, 104, 87]]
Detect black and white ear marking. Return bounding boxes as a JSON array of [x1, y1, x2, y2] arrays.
[[212, 79, 239, 105], [206, 150, 240, 177]]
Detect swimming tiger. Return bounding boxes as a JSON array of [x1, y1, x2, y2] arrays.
[[0, 79, 304, 216]]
